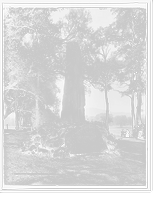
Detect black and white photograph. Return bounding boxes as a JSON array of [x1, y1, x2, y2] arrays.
[[1, 1, 152, 192]]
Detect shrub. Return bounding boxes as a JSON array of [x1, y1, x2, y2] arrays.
[[95, 122, 121, 155]]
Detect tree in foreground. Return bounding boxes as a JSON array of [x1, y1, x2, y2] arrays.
[[4, 7, 62, 129]]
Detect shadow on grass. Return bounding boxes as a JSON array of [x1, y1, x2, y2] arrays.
[[3, 131, 146, 186], [26, 160, 146, 186]]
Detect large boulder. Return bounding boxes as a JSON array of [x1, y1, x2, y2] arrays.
[[31, 133, 41, 144], [54, 123, 61, 130], [42, 123, 51, 130], [67, 126, 73, 131], [38, 128, 47, 136], [46, 137, 64, 149], [41, 135, 49, 148], [63, 147, 71, 158], [65, 124, 106, 154], [57, 127, 67, 138], [59, 143, 66, 151], [53, 149, 63, 158], [48, 129, 57, 138], [38, 148, 49, 156]]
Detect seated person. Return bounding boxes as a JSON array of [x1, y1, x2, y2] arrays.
[[126, 129, 129, 137]]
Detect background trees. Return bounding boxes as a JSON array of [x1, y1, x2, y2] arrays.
[[3, 6, 51, 92], [84, 26, 125, 133], [111, 8, 147, 131], [4, 7, 93, 128], [3, 7, 147, 134], [4, 7, 61, 129]]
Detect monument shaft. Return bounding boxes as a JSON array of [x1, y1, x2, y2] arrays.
[[61, 42, 85, 122]]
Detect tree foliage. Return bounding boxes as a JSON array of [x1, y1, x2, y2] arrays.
[[110, 8, 147, 128], [111, 8, 147, 89], [83, 23, 126, 132], [4, 7, 62, 126], [3, 6, 48, 95], [60, 8, 92, 41], [3, 7, 147, 131]]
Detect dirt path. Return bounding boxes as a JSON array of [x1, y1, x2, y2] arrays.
[[3, 133, 146, 186]]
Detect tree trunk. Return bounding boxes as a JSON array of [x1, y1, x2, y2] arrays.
[[131, 92, 136, 131], [131, 90, 135, 130], [18, 111, 22, 129], [15, 113, 19, 130], [104, 88, 109, 134], [35, 73, 40, 130], [15, 97, 19, 130], [19, 111, 24, 129], [137, 92, 142, 125], [131, 16, 136, 132], [22, 112, 27, 127], [23, 113, 28, 127], [35, 74, 40, 128], [137, 69, 142, 125]]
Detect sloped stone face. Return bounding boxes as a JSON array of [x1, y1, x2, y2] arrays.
[[46, 137, 64, 149], [57, 127, 67, 138], [53, 149, 63, 158], [65, 124, 106, 154], [61, 42, 85, 122]]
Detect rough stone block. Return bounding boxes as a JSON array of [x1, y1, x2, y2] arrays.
[[63, 147, 71, 158], [49, 130, 57, 138], [38, 148, 49, 156], [54, 123, 61, 130], [65, 124, 106, 154], [46, 137, 64, 149], [59, 143, 66, 151], [38, 128, 47, 136], [57, 128, 67, 138], [53, 149, 63, 158], [67, 126, 73, 131]]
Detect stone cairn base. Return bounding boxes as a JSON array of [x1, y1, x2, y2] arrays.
[[20, 122, 120, 158], [21, 123, 78, 158]]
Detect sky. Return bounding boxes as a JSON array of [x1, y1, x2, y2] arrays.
[[51, 7, 116, 29], [4, 6, 146, 119]]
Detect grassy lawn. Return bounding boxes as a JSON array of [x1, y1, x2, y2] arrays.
[[3, 131, 146, 186]]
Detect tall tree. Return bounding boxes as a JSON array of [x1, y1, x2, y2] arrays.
[[85, 26, 124, 133], [4, 7, 63, 128], [58, 8, 92, 42], [3, 5, 51, 92], [111, 8, 147, 130]]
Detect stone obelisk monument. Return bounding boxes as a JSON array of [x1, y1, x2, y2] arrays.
[[61, 42, 85, 122]]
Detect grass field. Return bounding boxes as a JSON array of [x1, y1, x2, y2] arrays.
[[3, 129, 146, 186]]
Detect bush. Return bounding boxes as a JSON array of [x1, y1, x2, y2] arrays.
[[95, 122, 121, 155]]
